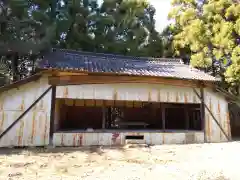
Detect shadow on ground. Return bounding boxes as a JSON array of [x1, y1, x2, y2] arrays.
[[0, 144, 149, 155]]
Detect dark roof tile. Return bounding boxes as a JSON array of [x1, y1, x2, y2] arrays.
[[37, 49, 218, 82]]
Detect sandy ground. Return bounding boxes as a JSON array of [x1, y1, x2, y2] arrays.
[[0, 142, 240, 180]]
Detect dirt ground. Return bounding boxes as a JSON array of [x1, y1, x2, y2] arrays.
[[0, 142, 240, 180]]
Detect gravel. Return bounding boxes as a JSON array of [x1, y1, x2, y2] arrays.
[[0, 142, 239, 180]]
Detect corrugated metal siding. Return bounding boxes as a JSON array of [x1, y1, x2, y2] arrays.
[[53, 132, 204, 146], [0, 77, 52, 147], [205, 88, 230, 142], [56, 84, 201, 103], [56, 84, 231, 144], [0, 78, 230, 147]]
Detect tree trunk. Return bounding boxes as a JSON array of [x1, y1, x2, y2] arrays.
[[11, 54, 19, 82]]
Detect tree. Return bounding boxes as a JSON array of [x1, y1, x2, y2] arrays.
[[168, 0, 240, 94], [57, 0, 163, 57], [0, 0, 56, 81], [0, 0, 164, 84]]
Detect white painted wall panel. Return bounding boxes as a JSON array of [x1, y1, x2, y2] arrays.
[[204, 88, 230, 142], [56, 84, 201, 103], [0, 77, 52, 147], [53, 132, 205, 146]]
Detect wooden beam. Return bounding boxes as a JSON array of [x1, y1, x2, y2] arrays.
[[48, 75, 200, 88], [102, 105, 106, 129], [162, 104, 166, 131], [49, 86, 56, 144], [200, 85, 206, 142]]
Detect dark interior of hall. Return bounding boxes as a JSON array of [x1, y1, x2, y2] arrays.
[[55, 99, 202, 131]]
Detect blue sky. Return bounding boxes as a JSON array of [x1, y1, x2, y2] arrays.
[[149, 0, 172, 32]]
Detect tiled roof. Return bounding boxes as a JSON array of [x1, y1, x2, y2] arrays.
[[37, 49, 218, 82]]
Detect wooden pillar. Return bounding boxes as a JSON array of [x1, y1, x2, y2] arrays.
[[49, 86, 56, 144], [102, 105, 106, 129], [200, 85, 206, 142], [162, 104, 166, 131]]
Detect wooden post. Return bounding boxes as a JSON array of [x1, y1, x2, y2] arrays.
[[162, 104, 166, 131], [102, 105, 106, 129], [200, 85, 207, 142], [49, 86, 56, 144]]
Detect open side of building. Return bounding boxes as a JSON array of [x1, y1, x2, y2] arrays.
[[0, 49, 231, 147]]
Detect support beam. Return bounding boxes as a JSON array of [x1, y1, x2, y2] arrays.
[[162, 105, 166, 131], [0, 86, 52, 140], [200, 86, 207, 142], [193, 88, 230, 141], [48, 75, 200, 88], [49, 86, 56, 144], [102, 105, 106, 129]]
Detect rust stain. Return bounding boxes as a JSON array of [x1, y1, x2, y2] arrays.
[[158, 90, 161, 102], [31, 112, 36, 144], [43, 113, 48, 144], [219, 113, 222, 140], [18, 121, 24, 146], [113, 89, 118, 100], [0, 112, 4, 132], [63, 87, 68, 98], [0, 97, 3, 110], [175, 92, 179, 102], [78, 134, 83, 146], [61, 134, 64, 146], [20, 98, 25, 111], [166, 92, 170, 102], [73, 134, 76, 146], [207, 114, 211, 142], [226, 112, 230, 138], [184, 93, 188, 103], [162, 133, 165, 144], [148, 90, 152, 101], [218, 101, 222, 140], [217, 101, 221, 114], [33, 94, 37, 110], [209, 98, 212, 111], [112, 133, 120, 144]]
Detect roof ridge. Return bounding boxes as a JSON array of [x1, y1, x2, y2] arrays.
[[53, 48, 183, 64]]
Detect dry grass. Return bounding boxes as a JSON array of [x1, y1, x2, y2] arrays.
[[0, 142, 239, 180]]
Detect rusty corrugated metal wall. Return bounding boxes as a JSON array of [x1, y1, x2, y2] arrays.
[[0, 76, 52, 147]]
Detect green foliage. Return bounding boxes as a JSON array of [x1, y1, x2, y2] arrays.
[[0, 0, 163, 83], [169, 0, 240, 90], [56, 0, 163, 57]]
